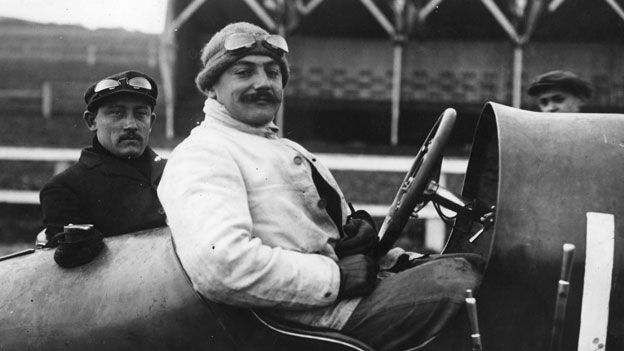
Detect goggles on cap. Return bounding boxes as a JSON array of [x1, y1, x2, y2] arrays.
[[223, 33, 289, 56], [93, 76, 153, 94]]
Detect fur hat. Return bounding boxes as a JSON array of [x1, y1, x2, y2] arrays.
[[527, 70, 593, 99], [195, 22, 290, 95]]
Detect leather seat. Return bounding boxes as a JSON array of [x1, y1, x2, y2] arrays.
[[197, 293, 376, 351], [251, 309, 375, 351]]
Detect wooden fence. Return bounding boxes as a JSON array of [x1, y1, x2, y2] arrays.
[[0, 82, 52, 118]]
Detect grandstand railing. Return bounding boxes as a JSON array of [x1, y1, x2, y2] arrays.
[[0, 146, 468, 251]]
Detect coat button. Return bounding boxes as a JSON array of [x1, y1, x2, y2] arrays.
[[158, 208, 165, 215], [293, 155, 303, 165], [317, 198, 327, 209]]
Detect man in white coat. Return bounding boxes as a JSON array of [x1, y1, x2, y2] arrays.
[[158, 22, 482, 351]]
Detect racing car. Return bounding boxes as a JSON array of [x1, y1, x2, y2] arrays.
[[1, 102, 622, 350]]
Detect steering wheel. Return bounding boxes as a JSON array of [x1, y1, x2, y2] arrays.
[[373, 108, 457, 258]]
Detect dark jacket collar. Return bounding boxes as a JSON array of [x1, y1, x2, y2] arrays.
[[79, 146, 165, 185]]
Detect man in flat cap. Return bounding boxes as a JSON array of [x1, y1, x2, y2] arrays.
[[39, 70, 167, 244], [527, 70, 593, 113], [158, 22, 482, 351]]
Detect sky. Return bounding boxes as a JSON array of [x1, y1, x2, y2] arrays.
[[0, 0, 168, 34]]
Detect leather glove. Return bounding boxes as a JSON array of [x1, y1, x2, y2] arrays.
[[54, 224, 104, 268], [346, 205, 377, 231], [335, 217, 379, 259], [337, 254, 379, 299]]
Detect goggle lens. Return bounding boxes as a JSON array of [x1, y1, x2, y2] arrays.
[[265, 35, 289, 53], [94, 79, 120, 93], [93, 77, 152, 93], [224, 33, 257, 52], [223, 33, 289, 54], [128, 77, 152, 90]]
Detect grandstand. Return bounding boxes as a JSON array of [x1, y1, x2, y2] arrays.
[[162, 0, 624, 145]]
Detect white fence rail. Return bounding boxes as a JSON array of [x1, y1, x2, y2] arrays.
[[0, 146, 468, 251]]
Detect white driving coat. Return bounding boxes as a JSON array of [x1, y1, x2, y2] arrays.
[[158, 99, 362, 329]]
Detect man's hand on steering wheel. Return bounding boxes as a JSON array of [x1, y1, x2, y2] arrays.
[[335, 207, 378, 259]]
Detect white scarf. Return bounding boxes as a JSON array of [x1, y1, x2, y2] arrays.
[[202, 98, 279, 137]]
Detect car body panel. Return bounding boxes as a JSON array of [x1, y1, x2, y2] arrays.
[[0, 227, 237, 350], [0, 227, 373, 351], [442, 102, 624, 350]]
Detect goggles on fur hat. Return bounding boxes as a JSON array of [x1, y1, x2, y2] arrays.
[[194, 23, 291, 94], [224, 33, 289, 55]]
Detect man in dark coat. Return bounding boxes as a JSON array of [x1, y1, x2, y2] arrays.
[[39, 70, 167, 242]]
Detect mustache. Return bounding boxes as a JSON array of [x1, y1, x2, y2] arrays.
[[119, 133, 143, 142], [241, 90, 280, 103]]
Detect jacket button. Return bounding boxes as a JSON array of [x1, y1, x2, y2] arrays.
[[317, 198, 327, 209], [293, 155, 303, 165], [158, 208, 165, 215]]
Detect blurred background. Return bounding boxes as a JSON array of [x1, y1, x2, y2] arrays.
[[1, 0, 623, 255]]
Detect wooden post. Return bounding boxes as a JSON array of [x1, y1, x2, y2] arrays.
[[159, 33, 176, 140], [159, 0, 209, 139], [148, 39, 158, 68], [160, 0, 178, 140], [358, 0, 396, 143], [480, 0, 545, 110], [512, 45, 523, 108], [87, 45, 97, 66], [41, 81, 52, 119], [390, 41, 404, 146]]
